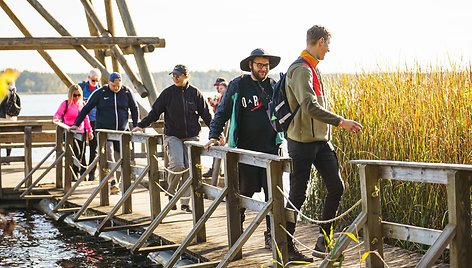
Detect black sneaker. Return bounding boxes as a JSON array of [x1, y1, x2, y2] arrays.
[[288, 243, 313, 263], [181, 205, 192, 213], [312, 235, 328, 258], [167, 196, 177, 210], [88, 175, 95, 181], [264, 231, 272, 249], [202, 168, 213, 178]]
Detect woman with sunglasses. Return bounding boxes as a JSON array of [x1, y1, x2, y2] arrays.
[[53, 84, 93, 180]]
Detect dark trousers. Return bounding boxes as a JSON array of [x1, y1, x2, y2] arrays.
[[239, 163, 271, 232], [286, 139, 344, 238], [72, 135, 87, 178], [88, 121, 97, 178]]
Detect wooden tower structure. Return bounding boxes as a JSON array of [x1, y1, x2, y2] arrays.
[[0, 0, 165, 105]]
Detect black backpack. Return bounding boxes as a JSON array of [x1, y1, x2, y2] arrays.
[[267, 58, 309, 132], [5, 91, 21, 116]]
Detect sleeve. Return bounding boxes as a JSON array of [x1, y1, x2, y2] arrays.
[[291, 66, 343, 126], [137, 93, 165, 128], [75, 89, 100, 126], [53, 100, 67, 121], [196, 89, 212, 127], [127, 89, 139, 127], [208, 79, 236, 139], [83, 114, 92, 132]]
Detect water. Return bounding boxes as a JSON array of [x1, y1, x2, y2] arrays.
[[0, 209, 160, 268]]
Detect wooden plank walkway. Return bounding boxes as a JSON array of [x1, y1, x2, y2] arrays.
[[1, 162, 450, 267]]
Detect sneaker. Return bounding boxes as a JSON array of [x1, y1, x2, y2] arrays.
[[264, 231, 272, 249], [88, 175, 95, 181], [167, 196, 177, 210], [110, 185, 120, 195], [181, 205, 192, 213], [288, 243, 313, 263], [202, 168, 213, 178], [312, 235, 328, 258]]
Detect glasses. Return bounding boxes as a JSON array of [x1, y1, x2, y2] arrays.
[[253, 62, 270, 69], [73, 94, 81, 97], [90, 79, 98, 82]]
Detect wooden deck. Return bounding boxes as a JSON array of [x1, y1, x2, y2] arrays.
[[0, 162, 451, 267]]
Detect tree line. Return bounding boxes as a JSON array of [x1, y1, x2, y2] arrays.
[[14, 70, 245, 94]]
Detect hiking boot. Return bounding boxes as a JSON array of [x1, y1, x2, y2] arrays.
[[288, 243, 313, 263], [312, 235, 328, 258], [202, 168, 213, 178], [88, 174, 95, 181], [167, 195, 177, 210], [181, 205, 192, 213], [264, 231, 272, 249], [110, 185, 120, 195]]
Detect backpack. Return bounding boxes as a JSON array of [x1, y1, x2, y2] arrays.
[[267, 58, 309, 132], [5, 91, 21, 116]]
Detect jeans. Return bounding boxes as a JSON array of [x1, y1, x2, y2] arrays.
[[287, 139, 344, 236]]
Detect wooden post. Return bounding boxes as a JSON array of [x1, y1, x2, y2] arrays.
[[55, 125, 64, 189], [267, 160, 288, 265], [0, 1, 73, 87], [120, 133, 132, 214], [147, 136, 161, 219], [84, 0, 107, 86], [98, 131, 109, 206], [447, 171, 472, 267], [104, 0, 119, 72], [359, 164, 383, 267], [24, 126, 33, 188], [0, 143, 3, 199], [80, 0, 149, 98], [26, 0, 109, 77], [189, 145, 206, 242], [224, 151, 242, 260], [63, 131, 74, 192], [115, 0, 158, 103]]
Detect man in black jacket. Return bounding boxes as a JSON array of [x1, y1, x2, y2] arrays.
[[73, 72, 139, 193], [132, 65, 212, 213], [204, 48, 286, 252]]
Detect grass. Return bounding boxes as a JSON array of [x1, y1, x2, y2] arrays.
[[302, 64, 471, 250]]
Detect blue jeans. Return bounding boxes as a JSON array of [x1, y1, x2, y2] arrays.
[[287, 139, 344, 236]]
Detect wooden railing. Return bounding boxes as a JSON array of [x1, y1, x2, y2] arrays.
[[322, 160, 472, 268]]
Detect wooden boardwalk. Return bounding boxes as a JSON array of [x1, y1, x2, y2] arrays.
[[0, 162, 451, 267]]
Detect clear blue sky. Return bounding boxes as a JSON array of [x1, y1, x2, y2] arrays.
[[1, 0, 471, 74]]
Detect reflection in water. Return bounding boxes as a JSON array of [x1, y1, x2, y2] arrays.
[[0, 209, 160, 267]]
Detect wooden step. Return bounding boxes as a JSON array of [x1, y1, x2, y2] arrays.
[[178, 261, 220, 268], [56, 207, 81, 213], [22, 194, 61, 199], [102, 221, 151, 232], [74, 215, 107, 222]]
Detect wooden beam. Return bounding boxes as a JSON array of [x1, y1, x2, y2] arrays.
[[382, 221, 443, 246], [80, 0, 148, 98], [84, 0, 107, 86], [116, 0, 159, 103], [104, 0, 119, 72], [0, 0, 73, 87], [26, 0, 108, 78]]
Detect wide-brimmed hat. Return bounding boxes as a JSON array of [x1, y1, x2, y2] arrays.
[[239, 48, 281, 72]]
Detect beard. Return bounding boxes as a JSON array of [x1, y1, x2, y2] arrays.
[[251, 67, 268, 81]]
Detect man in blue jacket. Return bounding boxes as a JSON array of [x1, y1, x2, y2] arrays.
[[132, 65, 212, 213], [73, 72, 139, 193], [204, 48, 286, 253], [78, 68, 101, 181]]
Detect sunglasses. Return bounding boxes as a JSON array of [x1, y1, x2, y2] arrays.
[[73, 94, 81, 97], [90, 79, 98, 82]]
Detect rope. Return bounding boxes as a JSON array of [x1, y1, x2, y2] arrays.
[[163, 166, 189, 175], [277, 185, 361, 224]]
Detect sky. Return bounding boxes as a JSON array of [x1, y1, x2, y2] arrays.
[[0, 0, 471, 75]]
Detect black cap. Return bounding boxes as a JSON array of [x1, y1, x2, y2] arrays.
[[169, 64, 189, 76], [213, 77, 227, 86]]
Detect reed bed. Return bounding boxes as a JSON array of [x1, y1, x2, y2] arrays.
[[303, 65, 471, 247]]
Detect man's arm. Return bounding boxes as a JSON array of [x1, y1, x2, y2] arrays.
[[137, 94, 164, 129], [75, 88, 100, 126], [127, 88, 139, 128], [196, 89, 212, 127]]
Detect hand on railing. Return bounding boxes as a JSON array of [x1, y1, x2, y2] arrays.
[[131, 126, 144, 133], [203, 136, 225, 151], [69, 125, 78, 132]]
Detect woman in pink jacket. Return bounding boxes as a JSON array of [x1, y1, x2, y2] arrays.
[[53, 84, 93, 180]]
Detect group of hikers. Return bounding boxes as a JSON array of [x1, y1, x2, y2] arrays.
[[50, 24, 363, 262]]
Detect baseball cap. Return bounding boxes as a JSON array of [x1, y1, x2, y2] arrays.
[[109, 72, 121, 82], [213, 77, 227, 86], [169, 64, 189, 76]]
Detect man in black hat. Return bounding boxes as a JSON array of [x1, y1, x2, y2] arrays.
[[204, 48, 286, 252], [132, 64, 212, 213]]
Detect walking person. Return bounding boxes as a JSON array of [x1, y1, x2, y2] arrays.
[[284, 25, 363, 260], [0, 82, 21, 164], [53, 84, 93, 180], [72, 72, 139, 194], [132, 65, 212, 213], [204, 48, 282, 249], [78, 68, 101, 181], [202, 77, 227, 178]]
